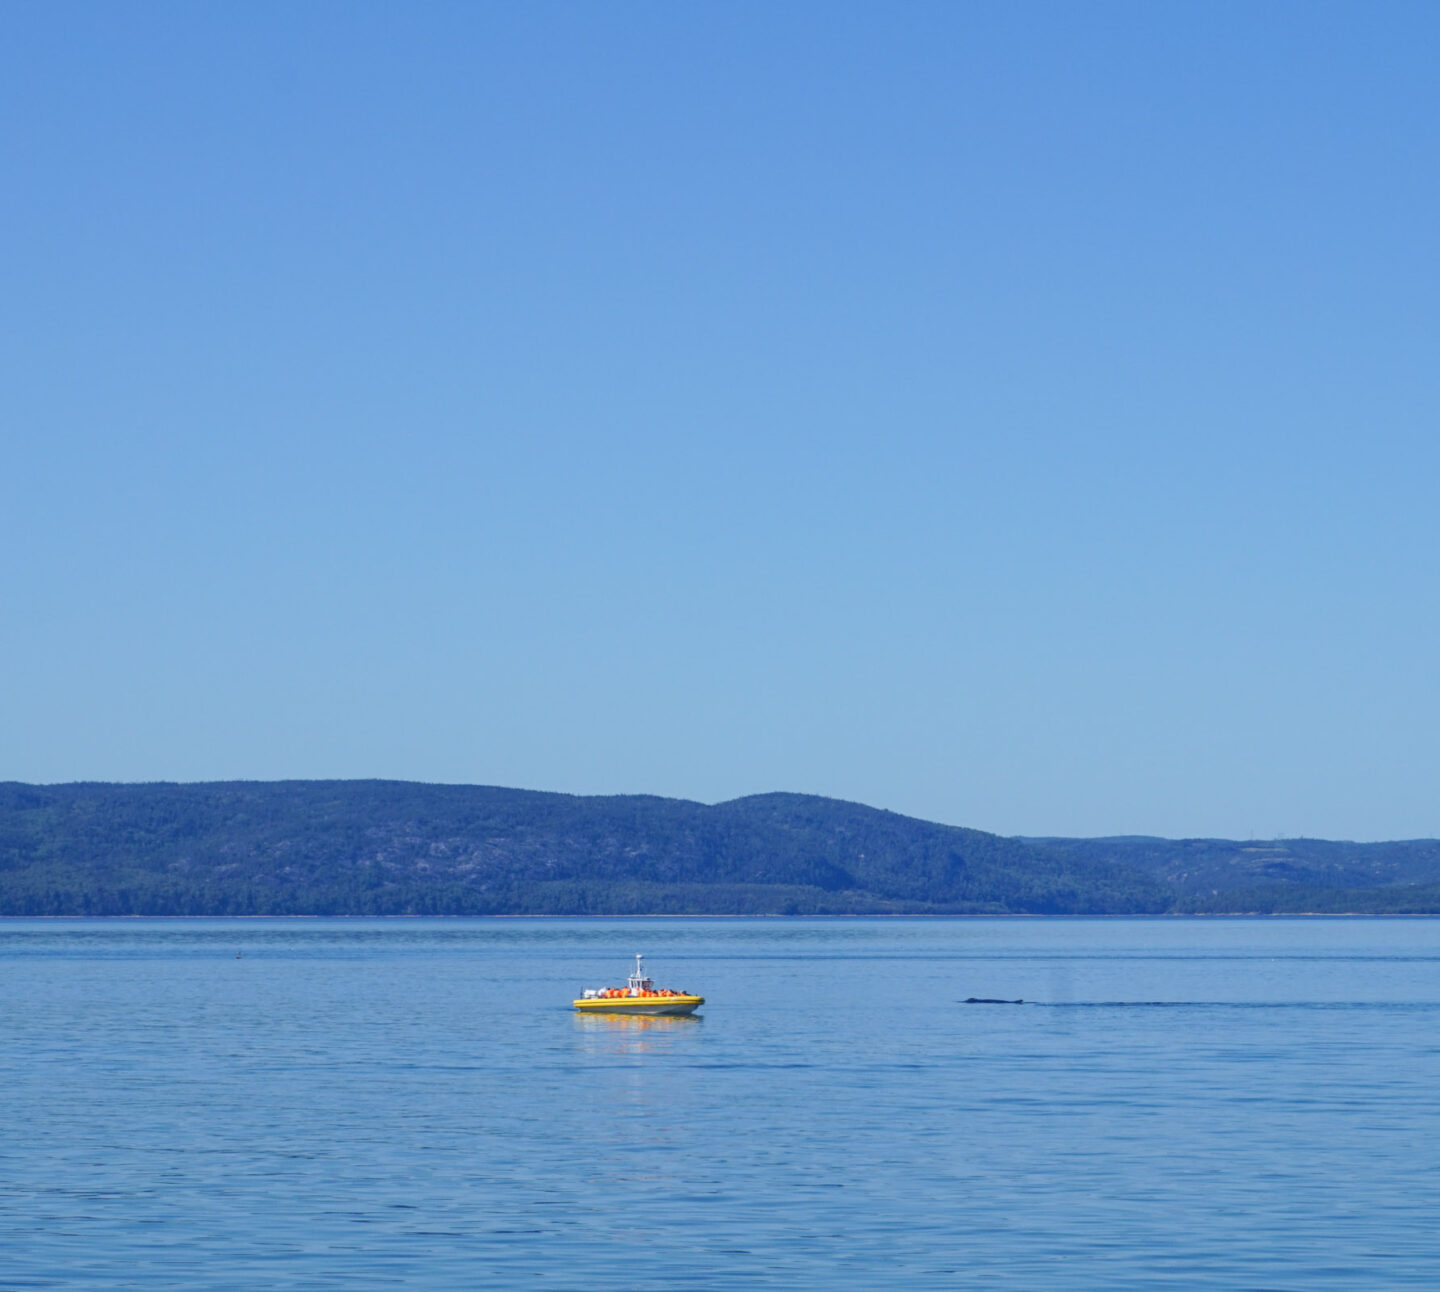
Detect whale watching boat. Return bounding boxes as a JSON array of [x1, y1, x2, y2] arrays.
[[574, 955, 704, 1016]]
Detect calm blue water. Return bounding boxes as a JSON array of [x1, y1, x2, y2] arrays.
[[2, 917, 1438, 1289]]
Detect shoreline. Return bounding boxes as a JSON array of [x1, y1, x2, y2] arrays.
[[4, 911, 1439, 920]]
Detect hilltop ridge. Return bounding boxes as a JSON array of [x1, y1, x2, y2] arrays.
[[1, 781, 1436, 916]]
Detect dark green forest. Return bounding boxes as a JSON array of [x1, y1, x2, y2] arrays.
[[2, 781, 1437, 916]]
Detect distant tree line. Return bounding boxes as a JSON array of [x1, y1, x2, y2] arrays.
[[2, 781, 1437, 916]]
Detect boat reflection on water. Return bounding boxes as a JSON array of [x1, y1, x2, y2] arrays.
[[575, 1012, 703, 1032], [572, 1009, 702, 1055]]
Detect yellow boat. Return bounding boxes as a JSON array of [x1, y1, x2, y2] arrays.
[[574, 955, 704, 1016]]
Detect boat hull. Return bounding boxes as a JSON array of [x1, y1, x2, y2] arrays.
[[573, 996, 703, 1016]]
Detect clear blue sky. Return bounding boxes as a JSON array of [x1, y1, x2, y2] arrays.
[[3, 2, 1437, 839]]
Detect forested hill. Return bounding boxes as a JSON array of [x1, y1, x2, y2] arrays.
[[1022, 835, 1440, 913], [2, 781, 1437, 916], [0, 780, 1164, 916]]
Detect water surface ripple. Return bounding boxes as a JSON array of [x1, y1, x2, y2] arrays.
[[2, 917, 1437, 1288]]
